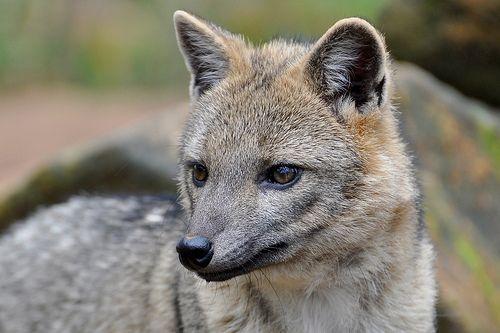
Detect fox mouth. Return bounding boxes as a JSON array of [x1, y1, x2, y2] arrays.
[[196, 241, 289, 282], [197, 264, 252, 282]]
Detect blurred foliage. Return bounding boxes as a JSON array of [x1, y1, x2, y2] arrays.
[[0, 0, 386, 90], [1, 0, 498, 107], [379, 0, 500, 107]]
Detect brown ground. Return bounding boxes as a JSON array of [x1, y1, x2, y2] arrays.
[[0, 87, 179, 197]]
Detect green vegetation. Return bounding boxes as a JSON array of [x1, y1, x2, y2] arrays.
[[478, 124, 500, 175], [3, 0, 497, 107], [2, 0, 498, 106], [380, 0, 500, 107], [0, 0, 386, 90]]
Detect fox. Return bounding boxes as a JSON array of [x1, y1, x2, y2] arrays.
[[0, 11, 436, 333]]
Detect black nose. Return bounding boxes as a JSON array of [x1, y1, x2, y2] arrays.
[[176, 236, 213, 270]]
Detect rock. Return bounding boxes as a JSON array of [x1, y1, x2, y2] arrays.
[[0, 63, 498, 332], [0, 104, 187, 232], [396, 63, 499, 332]]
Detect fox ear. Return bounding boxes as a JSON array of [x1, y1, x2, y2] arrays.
[[174, 11, 233, 99], [304, 18, 388, 112]]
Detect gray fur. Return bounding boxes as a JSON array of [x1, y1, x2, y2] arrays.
[[0, 196, 194, 332]]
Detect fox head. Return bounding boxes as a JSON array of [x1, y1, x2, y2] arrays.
[[174, 11, 415, 284]]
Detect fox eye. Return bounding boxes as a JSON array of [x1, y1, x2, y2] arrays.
[[192, 163, 208, 187], [264, 165, 302, 189]]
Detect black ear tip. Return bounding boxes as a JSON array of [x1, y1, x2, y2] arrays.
[[375, 76, 386, 107]]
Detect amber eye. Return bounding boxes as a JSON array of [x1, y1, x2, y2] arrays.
[[265, 165, 301, 188], [192, 163, 208, 186]]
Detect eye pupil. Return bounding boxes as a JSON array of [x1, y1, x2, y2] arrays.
[[270, 165, 297, 185], [192, 164, 208, 185]]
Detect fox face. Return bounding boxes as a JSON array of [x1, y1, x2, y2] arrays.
[[174, 11, 404, 284]]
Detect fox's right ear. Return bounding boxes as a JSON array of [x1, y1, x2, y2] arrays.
[[174, 11, 234, 99], [303, 18, 388, 113]]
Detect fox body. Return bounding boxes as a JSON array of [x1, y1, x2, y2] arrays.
[[0, 12, 436, 333]]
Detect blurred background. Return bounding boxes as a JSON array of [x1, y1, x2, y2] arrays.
[[0, 0, 498, 331]]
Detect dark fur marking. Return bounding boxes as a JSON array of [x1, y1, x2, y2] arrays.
[[375, 76, 386, 107], [184, 171, 195, 211], [303, 224, 328, 239], [341, 175, 363, 201], [280, 224, 327, 251], [338, 246, 364, 268], [177, 274, 208, 332], [172, 273, 184, 333], [339, 153, 365, 204], [254, 241, 289, 261], [247, 284, 278, 326], [290, 193, 321, 218], [416, 204, 425, 241], [262, 193, 320, 236]]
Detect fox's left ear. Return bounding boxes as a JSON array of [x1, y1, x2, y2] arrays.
[[304, 18, 388, 112]]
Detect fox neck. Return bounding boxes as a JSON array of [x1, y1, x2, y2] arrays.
[[196, 216, 434, 333]]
